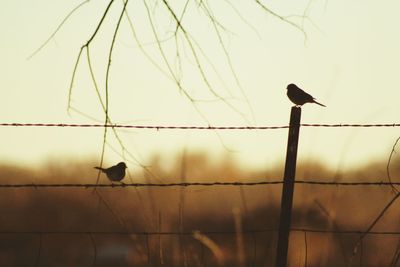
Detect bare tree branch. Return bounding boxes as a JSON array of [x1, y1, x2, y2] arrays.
[[67, 0, 115, 114], [27, 0, 90, 60], [254, 0, 307, 39], [197, 1, 256, 123]]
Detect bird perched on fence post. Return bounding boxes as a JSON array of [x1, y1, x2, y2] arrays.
[[286, 83, 326, 107], [94, 162, 127, 182]]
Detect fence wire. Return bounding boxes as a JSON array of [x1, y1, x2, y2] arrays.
[[1, 122, 400, 130], [0, 180, 397, 188], [0, 228, 400, 236]]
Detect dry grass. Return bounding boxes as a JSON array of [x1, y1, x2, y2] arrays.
[[0, 152, 399, 266]]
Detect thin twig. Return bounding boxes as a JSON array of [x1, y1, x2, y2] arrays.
[[387, 136, 400, 194], [124, 8, 175, 80], [146, 234, 151, 266], [223, 0, 261, 39], [35, 233, 42, 267], [254, 0, 307, 39], [89, 233, 97, 267], [67, 0, 115, 113], [141, 0, 211, 124], [304, 231, 308, 267], [314, 199, 347, 264], [158, 212, 164, 265], [27, 0, 90, 60], [252, 233, 257, 267], [179, 147, 188, 267], [93, 189, 130, 229], [198, 1, 256, 124], [349, 192, 400, 266], [389, 236, 400, 267], [162, 0, 250, 120], [359, 234, 363, 267]]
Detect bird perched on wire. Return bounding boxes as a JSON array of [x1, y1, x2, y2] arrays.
[[94, 162, 127, 182], [286, 83, 326, 107]]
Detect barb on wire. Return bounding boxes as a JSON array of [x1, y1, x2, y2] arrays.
[[0, 180, 399, 188]]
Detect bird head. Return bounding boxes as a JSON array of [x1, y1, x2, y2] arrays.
[[287, 83, 297, 90], [117, 162, 127, 169]]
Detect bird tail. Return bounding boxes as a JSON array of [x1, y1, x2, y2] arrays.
[[94, 167, 105, 172], [313, 99, 326, 107]]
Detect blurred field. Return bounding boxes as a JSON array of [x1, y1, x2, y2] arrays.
[[0, 152, 399, 267]]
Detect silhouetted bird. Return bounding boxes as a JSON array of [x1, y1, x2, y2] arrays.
[[286, 83, 326, 107], [94, 162, 127, 182]]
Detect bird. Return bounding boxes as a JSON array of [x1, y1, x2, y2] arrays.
[[94, 162, 127, 182], [286, 83, 326, 107]]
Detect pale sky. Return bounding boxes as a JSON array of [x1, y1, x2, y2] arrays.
[[1, 1, 400, 173]]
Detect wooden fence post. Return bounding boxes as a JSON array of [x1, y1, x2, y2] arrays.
[[275, 106, 302, 267]]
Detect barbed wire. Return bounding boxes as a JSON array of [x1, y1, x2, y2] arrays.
[[0, 180, 398, 188], [1, 122, 400, 130], [0, 228, 399, 236]]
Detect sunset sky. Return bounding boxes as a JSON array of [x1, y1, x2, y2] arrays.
[[1, 0, 400, 173]]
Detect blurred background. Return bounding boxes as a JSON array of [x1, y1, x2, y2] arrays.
[[1, 156, 400, 266], [1, 0, 400, 266]]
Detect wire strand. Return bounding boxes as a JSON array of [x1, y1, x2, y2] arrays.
[[0, 180, 397, 188], [1, 122, 400, 130], [0, 228, 400, 236]]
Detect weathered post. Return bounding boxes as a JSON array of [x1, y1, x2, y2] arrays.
[[275, 106, 302, 267]]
